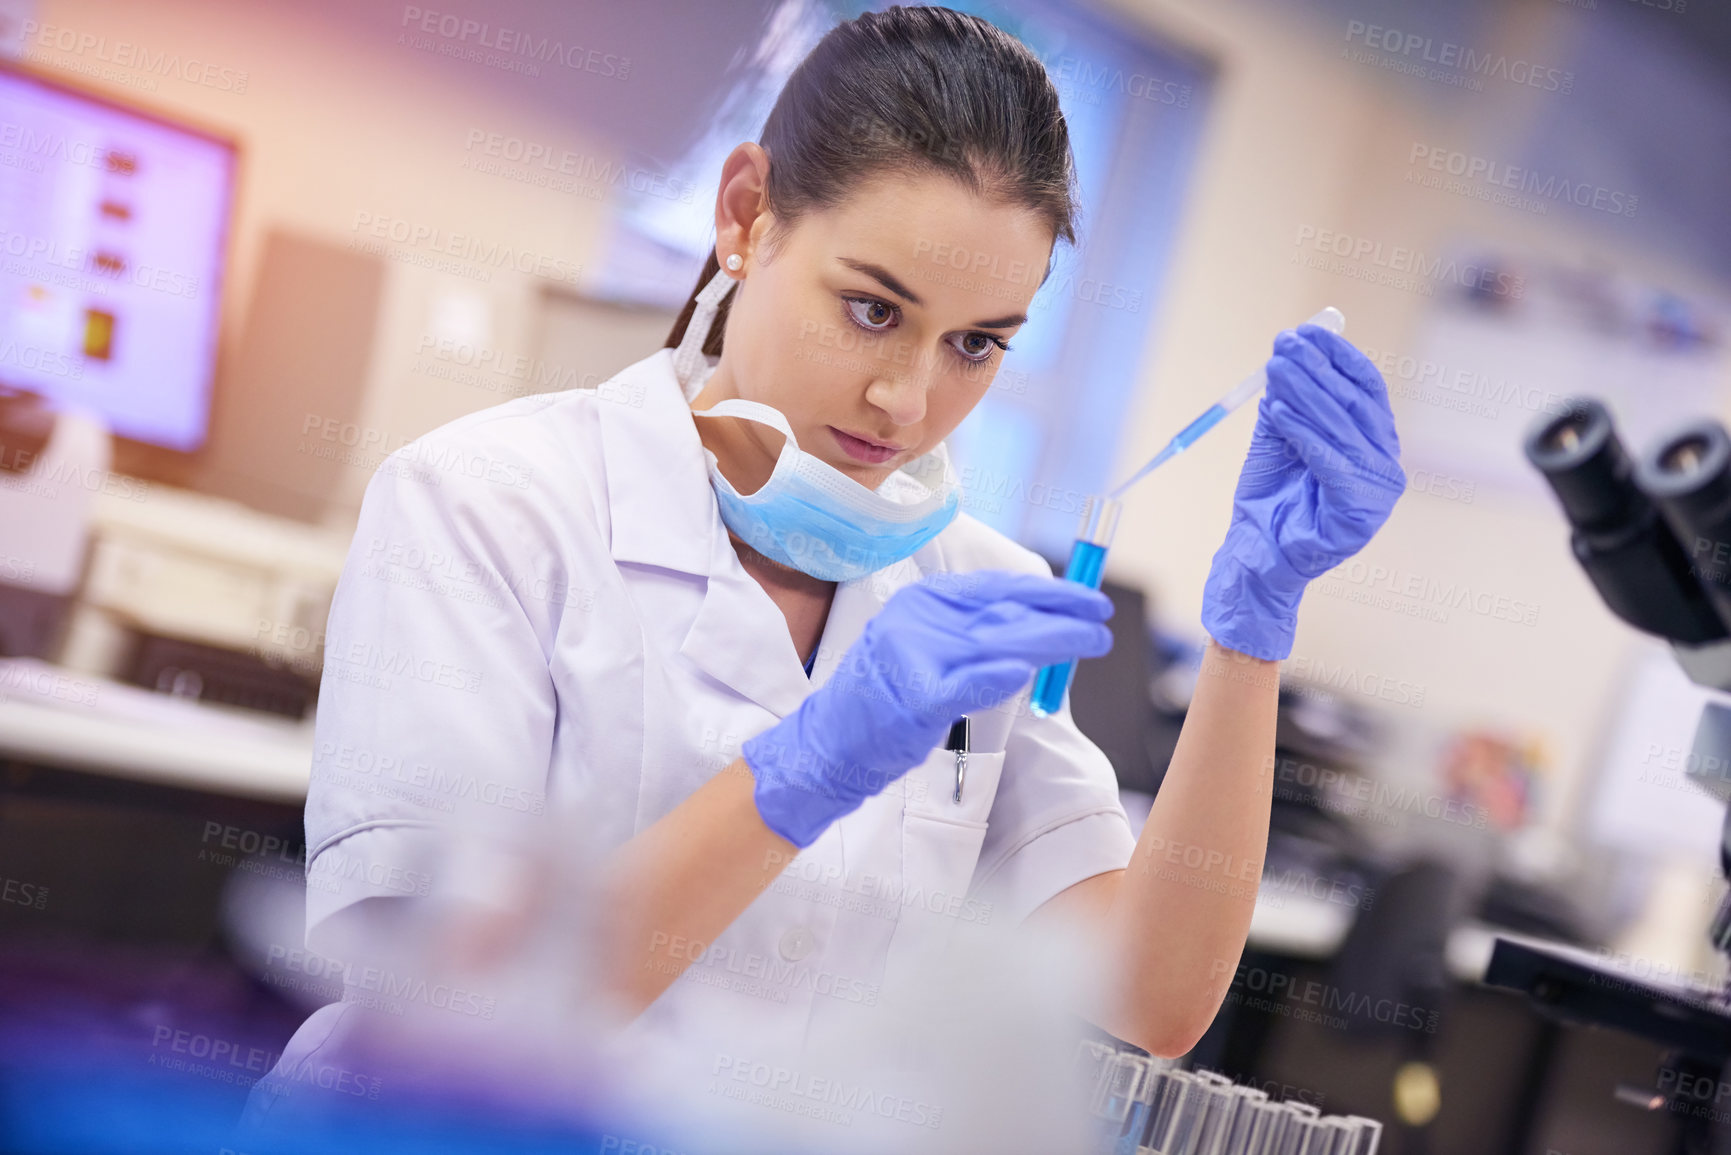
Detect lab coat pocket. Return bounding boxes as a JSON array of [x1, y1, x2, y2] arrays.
[[882, 750, 1004, 988], [901, 745, 1004, 825]]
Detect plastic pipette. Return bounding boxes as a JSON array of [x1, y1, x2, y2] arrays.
[[1107, 307, 1346, 499]]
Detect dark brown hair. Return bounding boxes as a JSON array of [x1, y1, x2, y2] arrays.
[[665, 4, 1079, 357]]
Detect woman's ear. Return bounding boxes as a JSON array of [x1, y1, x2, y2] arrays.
[[715, 142, 772, 272]]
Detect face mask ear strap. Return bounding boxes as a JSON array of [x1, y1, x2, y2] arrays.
[[689, 398, 799, 452], [673, 268, 737, 400]]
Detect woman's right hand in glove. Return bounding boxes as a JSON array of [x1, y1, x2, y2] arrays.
[[742, 569, 1114, 848]]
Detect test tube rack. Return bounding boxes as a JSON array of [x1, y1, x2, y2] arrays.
[[1077, 1041, 1383, 1155]]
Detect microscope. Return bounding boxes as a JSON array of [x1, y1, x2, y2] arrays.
[[1498, 398, 1731, 1150]]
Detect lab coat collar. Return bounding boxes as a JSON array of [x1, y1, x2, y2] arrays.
[[688, 556, 929, 718], [596, 348, 716, 576], [596, 349, 932, 718], [599, 351, 800, 717]]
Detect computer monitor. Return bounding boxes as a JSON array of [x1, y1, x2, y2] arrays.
[[0, 61, 236, 452]]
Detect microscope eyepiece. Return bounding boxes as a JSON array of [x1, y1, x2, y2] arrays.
[[1660, 434, 1714, 478], [1638, 421, 1731, 500], [1635, 421, 1731, 626], [1524, 400, 1637, 534], [1534, 404, 1598, 456], [1525, 399, 1729, 644]]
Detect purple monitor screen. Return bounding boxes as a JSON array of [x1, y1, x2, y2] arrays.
[[0, 64, 235, 452]]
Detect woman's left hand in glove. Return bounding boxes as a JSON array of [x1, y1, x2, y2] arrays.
[[1200, 323, 1406, 661]]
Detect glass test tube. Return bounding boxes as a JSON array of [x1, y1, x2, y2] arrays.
[[1030, 495, 1123, 718], [1235, 1095, 1289, 1155], [1328, 1120, 1367, 1155], [1149, 1072, 1236, 1155], [1180, 1072, 1233, 1155], [1338, 1116, 1383, 1155], [1273, 1103, 1323, 1155], [1227, 1087, 1277, 1155], [1090, 1052, 1150, 1152], [1195, 1081, 1247, 1155], [1135, 1069, 1185, 1154], [1260, 1101, 1301, 1155], [1221, 1087, 1270, 1154], [1114, 1058, 1165, 1155], [1076, 1040, 1113, 1106], [1142, 1070, 1197, 1153]]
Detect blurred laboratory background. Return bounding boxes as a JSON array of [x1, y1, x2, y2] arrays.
[[0, 0, 1728, 1151]]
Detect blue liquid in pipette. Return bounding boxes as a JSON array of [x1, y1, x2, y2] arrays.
[[1030, 538, 1111, 717], [1108, 403, 1230, 498], [1108, 307, 1344, 501]]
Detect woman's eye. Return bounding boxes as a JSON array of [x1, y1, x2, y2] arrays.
[[948, 331, 1007, 363], [844, 297, 898, 331]]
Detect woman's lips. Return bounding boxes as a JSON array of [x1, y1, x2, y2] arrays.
[[828, 426, 901, 465]]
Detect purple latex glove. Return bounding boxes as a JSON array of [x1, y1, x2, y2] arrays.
[[744, 570, 1113, 848], [1201, 324, 1405, 661]]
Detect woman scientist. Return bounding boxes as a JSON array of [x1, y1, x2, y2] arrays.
[[271, 3, 1404, 1097]]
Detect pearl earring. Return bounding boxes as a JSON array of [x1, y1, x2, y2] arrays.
[[724, 253, 743, 272]]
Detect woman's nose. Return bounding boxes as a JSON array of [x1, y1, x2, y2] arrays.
[[864, 360, 934, 427]]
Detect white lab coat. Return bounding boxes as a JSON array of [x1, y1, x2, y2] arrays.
[[261, 345, 1135, 1114]]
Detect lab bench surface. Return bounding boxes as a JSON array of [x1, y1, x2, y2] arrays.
[[0, 658, 312, 802]]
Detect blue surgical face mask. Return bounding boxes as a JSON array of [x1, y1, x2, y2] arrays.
[[672, 270, 961, 582]]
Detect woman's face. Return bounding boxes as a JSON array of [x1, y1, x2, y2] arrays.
[[693, 146, 1056, 493]]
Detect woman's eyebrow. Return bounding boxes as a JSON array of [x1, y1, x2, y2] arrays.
[[838, 257, 1028, 329], [839, 257, 923, 305]]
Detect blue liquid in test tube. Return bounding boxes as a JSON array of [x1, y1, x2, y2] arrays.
[[1030, 495, 1122, 718]]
